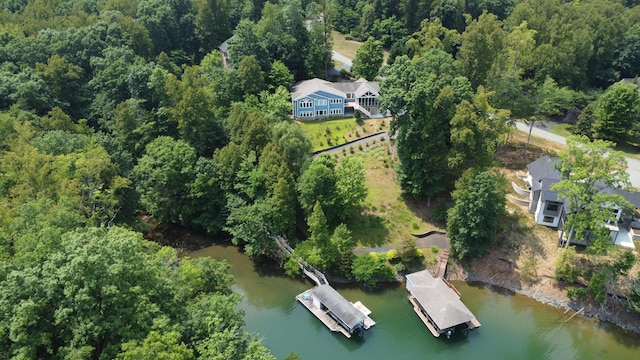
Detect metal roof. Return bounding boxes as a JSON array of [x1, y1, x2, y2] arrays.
[[406, 270, 477, 330], [312, 285, 365, 330]]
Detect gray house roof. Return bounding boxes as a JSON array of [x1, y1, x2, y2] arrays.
[[291, 78, 379, 101], [527, 155, 562, 190], [312, 285, 365, 331], [406, 270, 477, 330]]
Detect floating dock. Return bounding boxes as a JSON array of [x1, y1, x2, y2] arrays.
[[406, 270, 480, 338], [296, 285, 375, 338]]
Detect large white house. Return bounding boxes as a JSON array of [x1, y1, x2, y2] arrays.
[[291, 78, 381, 120]]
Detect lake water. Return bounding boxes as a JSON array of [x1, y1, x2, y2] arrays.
[[189, 243, 640, 360]]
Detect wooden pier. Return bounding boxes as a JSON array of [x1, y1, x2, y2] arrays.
[[434, 249, 449, 278]]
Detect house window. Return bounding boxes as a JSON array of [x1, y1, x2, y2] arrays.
[[330, 98, 342, 104], [546, 203, 559, 212], [299, 111, 313, 117], [299, 100, 312, 108], [543, 216, 555, 223], [330, 109, 342, 115], [316, 110, 327, 116], [316, 99, 327, 106], [346, 93, 354, 99]]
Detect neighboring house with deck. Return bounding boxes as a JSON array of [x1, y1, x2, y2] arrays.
[[512, 155, 640, 248], [291, 78, 381, 120]]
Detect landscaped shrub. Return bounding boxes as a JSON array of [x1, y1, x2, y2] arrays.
[[567, 286, 588, 300], [351, 253, 395, 286], [430, 246, 439, 253], [411, 222, 419, 230], [386, 249, 398, 262], [555, 247, 579, 283], [284, 255, 301, 277]]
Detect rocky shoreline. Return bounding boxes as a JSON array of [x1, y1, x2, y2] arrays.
[[448, 269, 640, 335]]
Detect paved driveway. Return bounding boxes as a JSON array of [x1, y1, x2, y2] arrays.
[[514, 122, 640, 190]]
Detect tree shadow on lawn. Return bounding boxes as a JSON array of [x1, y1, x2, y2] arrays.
[[348, 212, 389, 248], [403, 194, 449, 229]]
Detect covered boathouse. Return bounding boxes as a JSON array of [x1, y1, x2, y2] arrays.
[[297, 284, 374, 338], [406, 270, 481, 338]]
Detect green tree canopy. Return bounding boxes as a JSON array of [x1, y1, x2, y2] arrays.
[[448, 170, 507, 260], [352, 37, 384, 80], [593, 81, 640, 142]]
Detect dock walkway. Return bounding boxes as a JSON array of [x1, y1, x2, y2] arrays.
[[435, 249, 449, 278]]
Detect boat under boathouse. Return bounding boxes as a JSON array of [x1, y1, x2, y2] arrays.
[[406, 270, 480, 338], [297, 284, 375, 338]]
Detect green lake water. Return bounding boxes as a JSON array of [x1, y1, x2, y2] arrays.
[[189, 243, 640, 360]]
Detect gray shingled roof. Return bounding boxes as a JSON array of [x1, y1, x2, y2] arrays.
[[527, 155, 562, 190], [312, 285, 365, 330], [291, 78, 380, 101], [406, 270, 477, 330]]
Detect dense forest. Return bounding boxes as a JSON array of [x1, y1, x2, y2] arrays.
[[1, 0, 640, 358]]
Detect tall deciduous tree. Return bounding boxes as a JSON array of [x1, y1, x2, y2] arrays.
[[165, 65, 226, 156], [194, 0, 231, 52], [133, 136, 196, 224], [237, 55, 266, 97], [593, 81, 640, 142], [457, 11, 505, 90], [551, 136, 634, 253], [448, 170, 507, 260], [352, 37, 384, 80], [379, 51, 473, 198]]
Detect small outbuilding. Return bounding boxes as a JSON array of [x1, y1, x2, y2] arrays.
[[405, 270, 480, 338]]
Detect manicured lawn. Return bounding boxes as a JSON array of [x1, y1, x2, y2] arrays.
[[331, 31, 363, 60], [344, 143, 442, 249], [296, 117, 390, 151], [332, 31, 390, 64], [548, 123, 574, 138]]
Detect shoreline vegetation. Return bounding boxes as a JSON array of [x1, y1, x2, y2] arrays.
[[157, 119, 640, 336], [297, 119, 640, 335]]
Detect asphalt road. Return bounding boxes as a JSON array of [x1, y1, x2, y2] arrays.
[[514, 121, 640, 190], [331, 51, 352, 73]]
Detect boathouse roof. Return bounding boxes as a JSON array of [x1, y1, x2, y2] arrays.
[[406, 270, 477, 331], [313, 284, 365, 331]]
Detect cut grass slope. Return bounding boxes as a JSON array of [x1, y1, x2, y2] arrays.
[[296, 117, 390, 151]]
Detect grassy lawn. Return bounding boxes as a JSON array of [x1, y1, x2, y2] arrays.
[[332, 31, 390, 64], [296, 117, 391, 151], [548, 123, 574, 138], [547, 123, 640, 160], [331, 31, 363, 60], [343, 143, 443, 249]]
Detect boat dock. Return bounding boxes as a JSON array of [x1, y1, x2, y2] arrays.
[[274, 236, 375, 338], [406, 270, 480, 338], [296, 286, 376, 338]]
